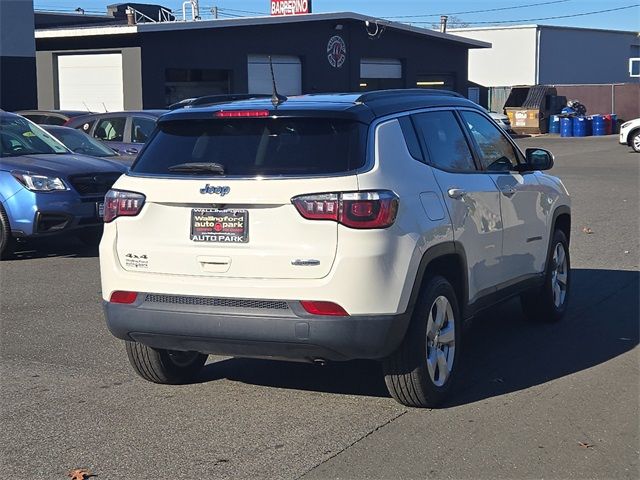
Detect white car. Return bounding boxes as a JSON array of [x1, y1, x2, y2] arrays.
[[487, 110, 514, 133], [100, 90, 571, 408], [619, 118, 640, 152]]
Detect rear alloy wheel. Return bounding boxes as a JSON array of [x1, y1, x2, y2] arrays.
[[521, 229, 571, 322], [631, 131, 640, 153], [125, 341, 207, 384], [383, 275, 461, 408]]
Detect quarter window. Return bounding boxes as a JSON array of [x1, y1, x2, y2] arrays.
[[94, 117, 126, 142], [131, 117, 156, 143], [411, 111, 476, 172], [461, 111, 519, 172]]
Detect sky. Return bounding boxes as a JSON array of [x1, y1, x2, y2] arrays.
[[33, 0, 640, 31]]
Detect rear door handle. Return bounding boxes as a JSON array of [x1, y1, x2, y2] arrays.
[[447, 188, 467, 199], [125, 148, 139, 155]]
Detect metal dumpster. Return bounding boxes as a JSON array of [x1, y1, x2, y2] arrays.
[[504, 85, 561, 134]]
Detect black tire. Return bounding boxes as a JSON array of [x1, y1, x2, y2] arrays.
[[521, 229, 571, 323], [125, 341, 207, 384], [631, 130, 640, 153], [76, 227, 103, 246], [383, 275, 462, 408], [0, 204, 16, 260]]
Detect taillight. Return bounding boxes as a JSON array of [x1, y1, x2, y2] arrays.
[[292, 191, 398, 229], [104, 189, 145, 223], [215, 110, 269, 118], [300, 301, 349, 316], [110, 291, 138, 304]]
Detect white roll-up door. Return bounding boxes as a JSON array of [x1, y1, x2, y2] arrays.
[[360, 58, 402, 79], [57, 53, 124, 112], [248, 55, 301, 96]]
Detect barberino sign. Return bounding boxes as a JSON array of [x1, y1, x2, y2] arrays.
[[271, 0, 312, 16]]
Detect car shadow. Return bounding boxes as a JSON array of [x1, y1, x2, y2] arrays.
[[7, 235, 99, 260], [197, 268, 639, 405]]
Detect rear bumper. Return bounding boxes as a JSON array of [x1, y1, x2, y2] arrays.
[[104, 296, 411, 362]]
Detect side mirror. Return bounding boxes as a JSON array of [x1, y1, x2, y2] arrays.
[[522, 147, 554, 171]]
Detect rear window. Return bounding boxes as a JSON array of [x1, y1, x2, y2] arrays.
[[131, 118, 367, 176]]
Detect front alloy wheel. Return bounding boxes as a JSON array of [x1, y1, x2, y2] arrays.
[[632, 132, 640, 153]]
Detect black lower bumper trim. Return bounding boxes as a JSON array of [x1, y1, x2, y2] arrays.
[[104, 300, 410, 362]]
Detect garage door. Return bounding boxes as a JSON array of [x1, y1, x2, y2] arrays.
[[360, 58, 402, 79], [57, 53, 124, 112], [248, 55, 301, 96]]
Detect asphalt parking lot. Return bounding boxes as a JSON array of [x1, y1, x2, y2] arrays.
[[1, 135, 638, 479]]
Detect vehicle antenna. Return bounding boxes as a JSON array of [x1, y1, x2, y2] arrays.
[[268, 55, 287, 107]]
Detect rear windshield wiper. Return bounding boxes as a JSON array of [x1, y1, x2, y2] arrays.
[[168, 162, 226, 174]]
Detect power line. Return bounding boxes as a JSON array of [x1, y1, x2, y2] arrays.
[[387, 0, 574, 19], [401, 4, 639, 25]]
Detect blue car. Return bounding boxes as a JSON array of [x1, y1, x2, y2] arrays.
[[0, 111, 127, 258]]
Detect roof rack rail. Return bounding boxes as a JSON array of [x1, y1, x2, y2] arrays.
[[356, 88, 462, 104]]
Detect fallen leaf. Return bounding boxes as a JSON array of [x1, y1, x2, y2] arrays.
[[578, 441, 594, 449], [68, 468, 96, 480], [582, 227, 594, 234]]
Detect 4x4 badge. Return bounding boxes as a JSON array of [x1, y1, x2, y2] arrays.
[[200, 184, 230, 196]]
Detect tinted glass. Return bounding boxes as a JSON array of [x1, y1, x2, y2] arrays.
[[0, 116, 69, 156], [78, 119, 96, 133], [412, 111, 476, 171], [398, 116, 424, 162], [43, 115, 67, 126], [461, 111, 519, 172], [95, 117, 126, 142], [132, 118, 366, 177], [22, 114, 47, 124], [48, 128, 116, 157], [131, 117, 156, 143]]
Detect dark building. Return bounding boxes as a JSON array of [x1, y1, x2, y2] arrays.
[[34, 12, 489, 111], [1, 0, 37, 110]]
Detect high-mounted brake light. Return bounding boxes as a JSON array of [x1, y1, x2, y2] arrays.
[[215, 110, 270, 118], [300, 301, 349, 316], [292, 191, 399, 229], [104, 189, 145, 223], [110, 291, 138, 304]]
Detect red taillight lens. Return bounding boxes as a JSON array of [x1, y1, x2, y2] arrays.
[[300, 301, 349, 316], [292, 194, 339, 221], [110, 291, 138, 304], [104, 189, 145, 223], [215, 110, 270, 118], [292, 191, 398, 229]]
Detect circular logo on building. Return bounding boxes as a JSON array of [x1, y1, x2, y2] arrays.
[[327, 35, 346, 68]]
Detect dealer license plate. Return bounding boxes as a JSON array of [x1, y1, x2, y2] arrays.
[[190, 208, 248, 243], [97, 202, 104, 218]]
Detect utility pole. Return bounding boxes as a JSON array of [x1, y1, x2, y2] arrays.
[[211, 6, 218, 19]]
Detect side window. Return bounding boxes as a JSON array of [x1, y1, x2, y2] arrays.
[[131, 117, 156, 144], [23, 114, 46, 124], [94, 117, 126, 142], [460, 111, 519, 172], [43, 115, 66, 126], [398, 116, 424, 162], [411, 111, 476, 172]]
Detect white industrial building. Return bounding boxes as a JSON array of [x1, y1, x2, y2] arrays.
[[449, 24, 639, 87]]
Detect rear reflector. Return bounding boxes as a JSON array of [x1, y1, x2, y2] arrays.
[[110, 291, 138, 304], [292, 191, 398, 229], [215, 110, 269, 118], [300, 301, 349, 316]]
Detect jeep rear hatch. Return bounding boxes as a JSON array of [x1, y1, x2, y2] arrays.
[[113, 115, 366, 279]]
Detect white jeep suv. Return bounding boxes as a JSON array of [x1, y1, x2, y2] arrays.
[[100, 90, 571, 408]]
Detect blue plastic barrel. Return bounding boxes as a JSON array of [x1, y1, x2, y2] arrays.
[[610, 114, 618, 133], [560, 117, 573, 137], [592, 115, 606, 136], [572, 116, 589, 137], [549, 115, 561, 134]]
